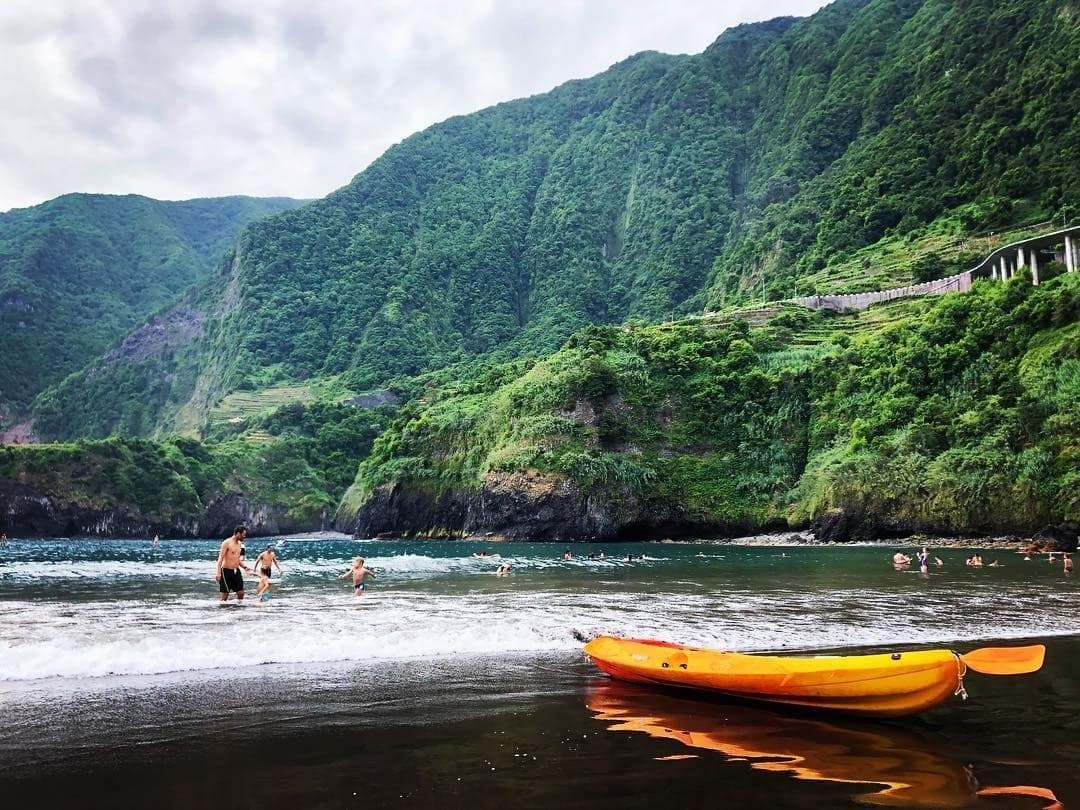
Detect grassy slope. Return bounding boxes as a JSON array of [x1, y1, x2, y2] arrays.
[[0, 194, 302, 417], [343, 271, 1080, 536]]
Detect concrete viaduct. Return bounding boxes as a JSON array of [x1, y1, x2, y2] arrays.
[[792, 224, 1080, 312]]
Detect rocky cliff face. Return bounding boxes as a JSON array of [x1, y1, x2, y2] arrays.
[[0, 479, 325, 538], [340, 471, 769, 541]]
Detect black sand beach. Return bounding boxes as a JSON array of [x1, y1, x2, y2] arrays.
[[2, 637, 1078, 809]]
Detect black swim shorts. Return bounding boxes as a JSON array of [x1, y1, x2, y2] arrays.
[[219, 567, 245, 594]]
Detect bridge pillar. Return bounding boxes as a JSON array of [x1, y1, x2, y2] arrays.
[[1018, 247, 1026, 272], [1067, 235, 1076, 273], [1031, 249, 1039, 285], [999, 256, 1008, 280]]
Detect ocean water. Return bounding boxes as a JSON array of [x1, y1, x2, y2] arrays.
[[1, 537, 1077, 808], [0, 537, 1076, 682]]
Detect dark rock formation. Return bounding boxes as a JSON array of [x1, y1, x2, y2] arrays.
[[341, 471, 767, 541], [0, 479, 325, 538], [1026, 524, 1079, 553], [809, 508, 945, 543]]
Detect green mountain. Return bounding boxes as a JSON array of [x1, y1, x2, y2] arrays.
[[0, 193, 303, 423], [340, 271, 1080, 540], [33, 0, 1078, 444], [13, 0, 1079, 542]]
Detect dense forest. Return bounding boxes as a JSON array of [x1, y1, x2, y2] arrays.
[[32, 0, 1079, 443], [8, 271, 1075, 539], [0, 193, 302, 422], [3, 0, 1079, 539]]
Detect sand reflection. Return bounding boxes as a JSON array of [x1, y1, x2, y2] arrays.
[[587, 684, 1061, 808]]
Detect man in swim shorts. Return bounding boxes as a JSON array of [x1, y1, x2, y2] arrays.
[[215, 525, 252, 601], [338, 556, 376, 597]]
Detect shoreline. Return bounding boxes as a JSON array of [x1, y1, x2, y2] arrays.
[[3, 636, 1078, 810], [0, 529, 1067, 551], [661, 532, 1042, 551]]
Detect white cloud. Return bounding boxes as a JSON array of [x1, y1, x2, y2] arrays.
[[0, 0, 828, 212]]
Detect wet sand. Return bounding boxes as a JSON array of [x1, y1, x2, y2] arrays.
[[1, 636, 1077, 809]]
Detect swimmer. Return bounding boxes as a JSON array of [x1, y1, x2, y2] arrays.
[[563, 549, 572, 560], [917, 546, 930, 574], [152, 534, 160, 547], [339, 556, 377, 597], [252, 544, 283, 599], [934, 557, 944, 566], [892, 552, 911, 568], [496, 562, 511, 577], [988, 560, 1003, 568], [214, 525, 252, 602], [1065, 553, 1073, 575]]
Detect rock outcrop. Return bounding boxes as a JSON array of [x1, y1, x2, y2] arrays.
[[0, 479, 325, 538], [341, 471, 769, 541]]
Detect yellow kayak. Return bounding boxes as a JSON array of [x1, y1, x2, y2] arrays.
[[583, 636, 1045, 718]]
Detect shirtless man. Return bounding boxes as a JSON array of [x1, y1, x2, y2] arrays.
[[215, 525, 252, 602], [252, 544, 283, 599]]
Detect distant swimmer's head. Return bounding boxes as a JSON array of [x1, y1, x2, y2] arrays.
[[266, 544, 274, 551], [234, 524, 247, 538], [354, 556, 365, 566]]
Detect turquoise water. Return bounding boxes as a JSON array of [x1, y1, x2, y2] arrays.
[[0, 537, 1075, 682], [1, 536, 1077, 808]]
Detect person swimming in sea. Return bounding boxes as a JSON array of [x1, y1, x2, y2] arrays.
[[892, 552, 911, 569], [252, 544, 283, 600], [917, 547, 930, 573], [339, 556, 377, 597], [496, 562, 511, 577], [1064, 553, 1073, 575], [214, 525, 252, 602]]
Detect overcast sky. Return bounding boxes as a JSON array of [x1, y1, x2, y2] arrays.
[[0, 0, 829, 213]]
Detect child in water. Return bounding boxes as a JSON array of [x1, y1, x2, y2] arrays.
[[339, 556, 377, 597]]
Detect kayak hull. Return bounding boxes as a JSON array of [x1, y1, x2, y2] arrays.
[[583, 636, 964, 718]]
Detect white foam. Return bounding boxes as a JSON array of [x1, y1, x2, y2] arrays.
[[3, 545, 1078, 685], [1, 583, 1077, 683]]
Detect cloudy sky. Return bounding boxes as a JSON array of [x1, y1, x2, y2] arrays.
[[0, 0, 828, 213]]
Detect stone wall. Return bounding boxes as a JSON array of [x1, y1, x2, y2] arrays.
[[793, 271, 973, 312]]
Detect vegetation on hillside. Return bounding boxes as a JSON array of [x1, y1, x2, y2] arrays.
[[0, 398, 389, 532], [33, 0, 1078, 442], [344, 272, 1080, 536], [0, 194, 302, 418], [8, 0, 1080, 540]]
